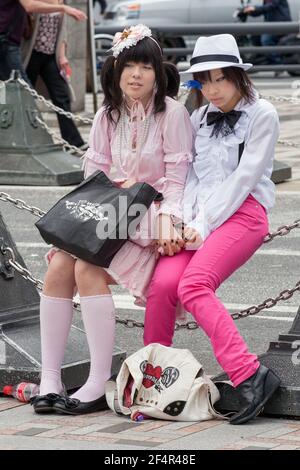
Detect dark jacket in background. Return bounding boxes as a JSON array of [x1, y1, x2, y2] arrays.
[[0, 0, 26, 45], [251, 0, 292, 22]]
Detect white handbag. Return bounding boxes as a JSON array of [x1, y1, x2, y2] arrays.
[[105, 343, 227, 422]]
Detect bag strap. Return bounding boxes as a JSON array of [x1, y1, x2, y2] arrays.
[[105, 380, 124, 416], [199, 104, 209, 129], [238, 142, 245, 164]]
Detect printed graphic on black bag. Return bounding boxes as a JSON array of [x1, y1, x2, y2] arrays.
[[65, 200, 109, 222], [140, 360, 179, 393]]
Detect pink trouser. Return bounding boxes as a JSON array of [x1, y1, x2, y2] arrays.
[[144, 195, 268, 386]]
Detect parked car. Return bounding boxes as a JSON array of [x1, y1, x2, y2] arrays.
[[100, 0, 299, 51]]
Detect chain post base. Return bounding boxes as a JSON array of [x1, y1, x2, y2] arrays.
[[0, 211, 125, 390], [0, 317, 126, 392], [0, 79, 83, 186], [213, 307, 300, 418]]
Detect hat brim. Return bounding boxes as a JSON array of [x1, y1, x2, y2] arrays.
[[180, 61, 253, 75]]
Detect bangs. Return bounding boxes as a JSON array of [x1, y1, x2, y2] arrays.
[[117, 37, 160, 66], [193, 70, 212, 83]]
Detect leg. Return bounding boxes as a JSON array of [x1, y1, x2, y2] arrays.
[[40, 55, 84, 147], [261, 34, 281, 64], [143, 250, 194, 346], [65, 260, 116, 405], [2, 42, 30, 82], [99, 0, 107, 14], [178, 196, 268, 387], [26, 50, 46, 87], [39, 252, 76, 397]]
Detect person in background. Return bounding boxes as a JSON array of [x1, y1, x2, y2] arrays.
[[0, 0, 86, 82], [93, 0, 107, 16], [242, 0, 292, 65], [23, 0, 86, 149]]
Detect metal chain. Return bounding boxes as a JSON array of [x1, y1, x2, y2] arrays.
[[260, 93, 300, 105], [3, 79, 299, 150], [277, 138, 300, 149], [1, 191, 299, 245], [1, 223, 300, 328], [264, 218, 300, 242], [1, 244, 300, 327], [35, 117, 85, 156], [15, 78, 93, 124], [0, 192, 46, 218]]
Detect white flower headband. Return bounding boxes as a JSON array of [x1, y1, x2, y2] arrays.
[[111, 24, 162, 58]]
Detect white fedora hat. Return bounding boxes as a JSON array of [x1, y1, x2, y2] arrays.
[[181, 34, 252, 75]]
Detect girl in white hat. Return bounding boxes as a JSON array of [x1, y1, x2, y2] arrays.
[[144, 34, 281, 425]]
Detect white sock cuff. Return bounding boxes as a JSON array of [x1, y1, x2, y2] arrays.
[[40, 293, 73, 303], [80, 294, 113, 301]]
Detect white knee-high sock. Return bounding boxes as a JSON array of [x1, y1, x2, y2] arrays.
[[71, 294, 115, 402], [39, 293, 73, 395]]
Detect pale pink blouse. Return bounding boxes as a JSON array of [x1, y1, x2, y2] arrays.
[[48, 97, 194, 306], [82, 97, 194, 221]]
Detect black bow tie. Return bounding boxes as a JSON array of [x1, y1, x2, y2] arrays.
[[207, 110, 242, 138]]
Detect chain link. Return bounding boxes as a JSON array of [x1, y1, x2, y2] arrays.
[[260, 93, 300, 105], [264, 218, 300, 242], [15, 78, 93, 124], [277, 139, 300, 149], [35, 117, 85, 156], [1, 77, 300, 328], [1, 239, 300, 328], [3, 79, 300, 150], [0, 192, 46, 217]]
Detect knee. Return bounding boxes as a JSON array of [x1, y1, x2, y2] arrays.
[[177, 271, 214, 308], [74, 259, 108, 288], [74, 259, 93, 285], [148, 272, 180, 300], [44, 253, 75, 290]]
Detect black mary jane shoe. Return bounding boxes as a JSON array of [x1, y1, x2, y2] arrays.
[[30, 393, 62, 414], [229, 364, 281, 425], [52, 394, 108, 415]]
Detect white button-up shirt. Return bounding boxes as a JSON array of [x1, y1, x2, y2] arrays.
[[182, 94, 280, 240]]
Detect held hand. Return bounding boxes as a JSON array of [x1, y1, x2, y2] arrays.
[[119, 179, 136, 189], [184, 227, 203, 250], [243, 6, 255, 14], [64, 6, 87, 21], [154, 214, 185, 258]]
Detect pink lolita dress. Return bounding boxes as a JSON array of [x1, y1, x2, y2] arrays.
[[47, 96, 193, 305]]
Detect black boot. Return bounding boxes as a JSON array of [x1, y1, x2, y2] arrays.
[[230, 365, 281, 425]]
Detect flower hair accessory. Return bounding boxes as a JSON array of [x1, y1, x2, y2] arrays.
[[111, 24, 161, 58]]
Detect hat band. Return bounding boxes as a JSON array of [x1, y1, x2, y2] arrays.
[[190, 54, 239, 66]]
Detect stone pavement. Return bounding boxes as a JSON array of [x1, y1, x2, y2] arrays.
[[1, 397, 300, 450]]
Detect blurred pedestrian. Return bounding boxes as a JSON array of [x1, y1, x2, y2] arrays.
[[93, 0, 107, 16], [0, 0, 86, 82], [23, 1, 86, 149], [243, 0, 292, 65]]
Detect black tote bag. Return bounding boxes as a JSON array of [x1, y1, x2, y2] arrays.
[[35, 171, 161, 267]]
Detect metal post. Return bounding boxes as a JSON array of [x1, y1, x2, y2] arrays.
[[214, 309, 300, 417], [0, 75, 83, 186]]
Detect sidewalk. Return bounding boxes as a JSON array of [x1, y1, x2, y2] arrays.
[[1, 397, 300, 450], [1, 82, 299, 451]]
